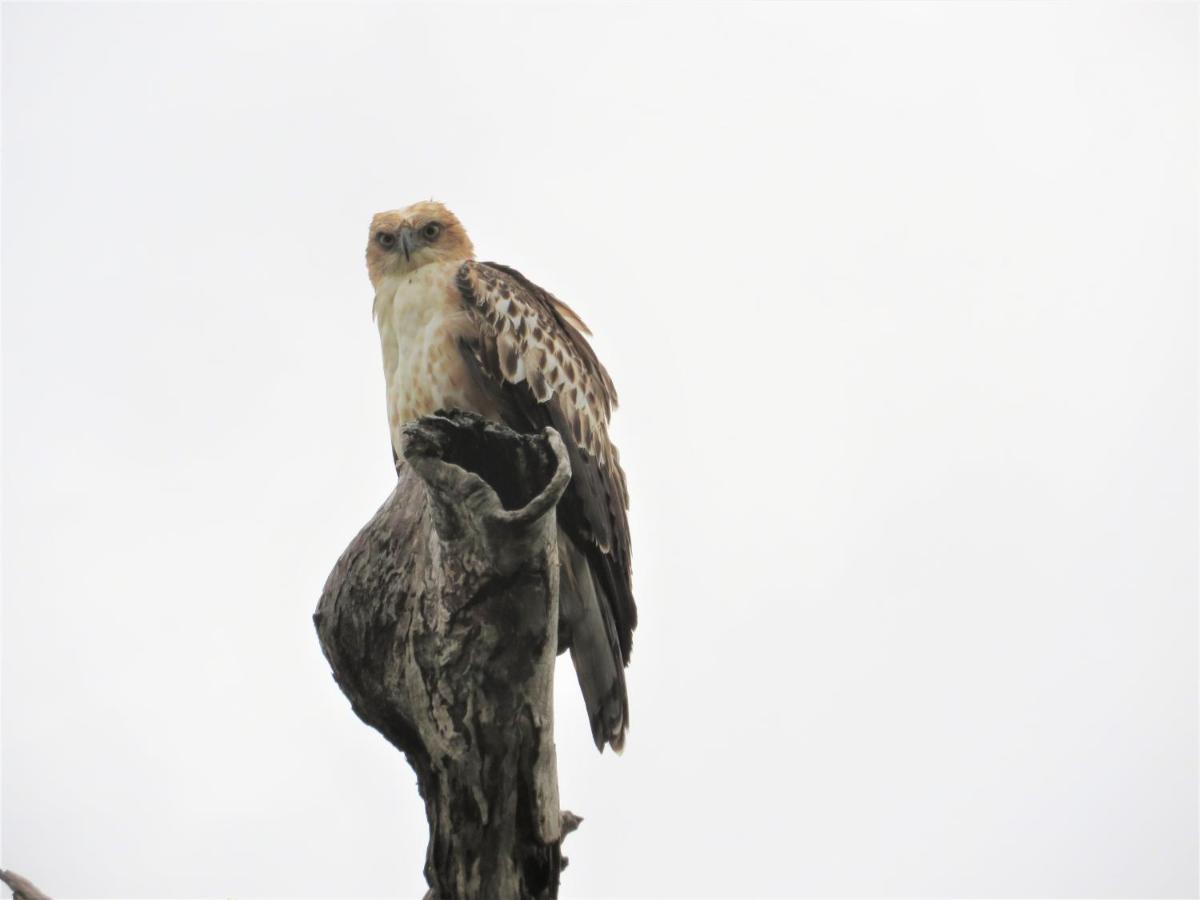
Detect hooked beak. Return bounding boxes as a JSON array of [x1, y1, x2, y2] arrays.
[[398, 227, 415, 262]]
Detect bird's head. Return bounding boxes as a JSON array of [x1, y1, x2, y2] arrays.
[[366, 201, 475, 287]]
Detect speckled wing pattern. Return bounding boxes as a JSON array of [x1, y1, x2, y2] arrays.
[[455, 260, 636, 665]]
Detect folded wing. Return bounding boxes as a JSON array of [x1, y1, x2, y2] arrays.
[[455, 260, 637, 749]]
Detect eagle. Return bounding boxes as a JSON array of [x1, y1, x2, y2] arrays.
[[366, 201, 636, 752]]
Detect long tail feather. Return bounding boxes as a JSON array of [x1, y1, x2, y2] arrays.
[[558, 531, 628, 752]]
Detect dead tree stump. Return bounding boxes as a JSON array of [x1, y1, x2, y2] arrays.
[[314, 410, 578, 900]]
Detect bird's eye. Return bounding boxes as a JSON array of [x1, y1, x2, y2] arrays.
[[376, 231, 396, 249], [421, 222, 442, 241]]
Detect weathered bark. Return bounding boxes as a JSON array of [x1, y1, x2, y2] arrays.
[[314, 411, 578, 900]]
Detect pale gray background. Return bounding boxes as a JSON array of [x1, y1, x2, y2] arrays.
[[2, 3, 1197, 898]]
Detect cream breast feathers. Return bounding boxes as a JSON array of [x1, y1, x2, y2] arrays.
[[373, 260, 482, 453]]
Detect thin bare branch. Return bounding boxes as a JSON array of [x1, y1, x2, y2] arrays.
[[0, 870, 52, 900]]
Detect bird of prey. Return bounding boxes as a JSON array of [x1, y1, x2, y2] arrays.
[[366, 201, 635, 752]]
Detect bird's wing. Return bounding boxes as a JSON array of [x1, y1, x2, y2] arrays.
[[455, 260, 636, 663]]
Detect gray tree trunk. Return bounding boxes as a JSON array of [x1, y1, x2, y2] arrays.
[[314, 411, 579, 900]]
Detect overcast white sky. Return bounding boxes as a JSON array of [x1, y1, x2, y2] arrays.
[[2, 3, 1197, 898]]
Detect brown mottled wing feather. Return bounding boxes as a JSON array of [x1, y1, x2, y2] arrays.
[[455, 260, 636, 663]]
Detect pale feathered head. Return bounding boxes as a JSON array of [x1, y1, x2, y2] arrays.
[[366, 201, 475, 287]]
